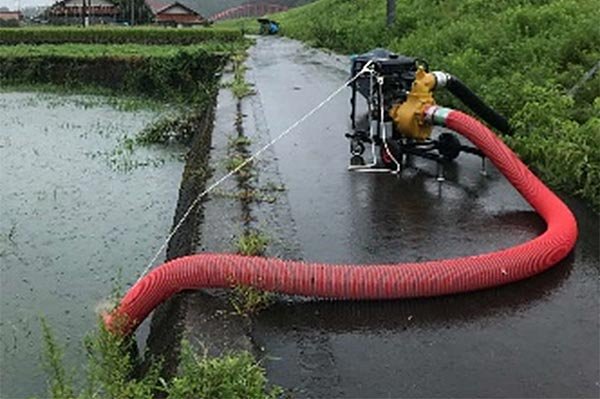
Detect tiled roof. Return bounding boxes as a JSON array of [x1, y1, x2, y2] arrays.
[[145, 0, 203, 16]]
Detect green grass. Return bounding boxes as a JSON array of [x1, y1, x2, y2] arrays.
[[231, 230, 273, 316], [135, 113, 199, 145], [0, 31, 251, 104], [169, 341, 282, 399], [0, 47, 225, 104], [41, 319, 75, 399], [230, 59, 255, 99], [216, 18, 259, 33], [41, 318, 161, 399], [41, 320, 280, 399], [229, 135, 253, 148], [271, 0, 600, 209], [0, 26, 243, 45], [0, 42, 246, 58], [221, 51, 255, 99], [236, 230, 269, 257], [230, 284, 274, 316]]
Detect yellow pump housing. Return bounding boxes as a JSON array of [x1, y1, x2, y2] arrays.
[[389, 67, 436, 141]]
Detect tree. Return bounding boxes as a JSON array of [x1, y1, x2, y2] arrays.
[[386, 0, 395, 27]]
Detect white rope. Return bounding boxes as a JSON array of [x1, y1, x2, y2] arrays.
[[135, 60, 374, 283]]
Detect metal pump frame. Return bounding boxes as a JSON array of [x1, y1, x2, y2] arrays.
[[346, 59, 487, 177]]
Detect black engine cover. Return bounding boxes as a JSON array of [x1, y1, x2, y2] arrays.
[[350, 48, 418, 104]]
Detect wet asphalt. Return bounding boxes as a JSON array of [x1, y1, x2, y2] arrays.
[[240, 37, 599, 398]]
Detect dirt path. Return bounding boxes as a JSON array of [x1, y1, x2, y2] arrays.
[[238, 36, 599, 398]]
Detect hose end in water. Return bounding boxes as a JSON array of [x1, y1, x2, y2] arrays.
[[102, 309, 135, 336]]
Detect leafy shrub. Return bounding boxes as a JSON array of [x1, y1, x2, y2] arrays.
[[0, 42, 246, 57], [41, 321, 280, 399], [0, 48, 225, 103], [0, 19, 19, 28], [168, 341, 282, 399], [136, 111, 209, 145], [41, 318, 161, 399], [0, 27, 243, 45]]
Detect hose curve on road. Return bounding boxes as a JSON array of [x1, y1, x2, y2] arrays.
[[105, 107, 578, 335]]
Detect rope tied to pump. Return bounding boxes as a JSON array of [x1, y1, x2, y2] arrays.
[[135, 60, 375, 284], [105, 57, 577, 336]]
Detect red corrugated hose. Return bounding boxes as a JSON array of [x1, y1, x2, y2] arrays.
[[105, 106, 578, 335]]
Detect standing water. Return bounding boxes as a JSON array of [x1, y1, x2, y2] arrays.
[[0, 93, 185, 398]]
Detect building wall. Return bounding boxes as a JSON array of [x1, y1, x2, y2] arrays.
[[0, 12, 22, 21]]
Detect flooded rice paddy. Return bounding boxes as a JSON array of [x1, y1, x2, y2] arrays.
[[0, 92, 185, 398]]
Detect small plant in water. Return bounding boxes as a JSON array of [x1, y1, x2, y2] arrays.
[[41, 316, 160, 399], [41, 318, 74, 399]]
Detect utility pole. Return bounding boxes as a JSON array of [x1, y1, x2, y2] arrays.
[[81, 0, 86, 27], [386, 0, 396, 27], [130, 0, 135, 26]]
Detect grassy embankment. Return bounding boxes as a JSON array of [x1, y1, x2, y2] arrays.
[[0, 26, 243, 45], [0, 27, 246, 105], [268, 0, 600, 209], [0, 27, 280, 398]]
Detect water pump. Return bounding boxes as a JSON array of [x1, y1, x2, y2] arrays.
[[346, 49, 511, 173]]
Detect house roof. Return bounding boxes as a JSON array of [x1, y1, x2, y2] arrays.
[[145, 0, 203, 16], [145, 0, 171, 14]]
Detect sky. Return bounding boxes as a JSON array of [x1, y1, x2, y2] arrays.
[[0, 0, 54, 9]]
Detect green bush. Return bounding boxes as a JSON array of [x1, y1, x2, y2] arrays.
[[272, 0, 600, 208], [0, 42, 245, 58], [0, 27, 243, 45], [168, 341, 282, 399], [41, 321, 280, 399], [0, 48, 225, 103], [0, 19, 20, 28], [41, 318, 161, 399]]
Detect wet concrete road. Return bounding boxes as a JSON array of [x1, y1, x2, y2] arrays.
[[243, 37, 599, 398]]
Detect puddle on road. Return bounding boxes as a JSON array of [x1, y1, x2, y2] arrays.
[[0, 92, 185, 398]]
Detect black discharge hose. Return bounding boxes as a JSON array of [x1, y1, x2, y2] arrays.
[[434, 72, 513, 135]]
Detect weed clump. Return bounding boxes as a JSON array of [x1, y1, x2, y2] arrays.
[[41, 318, 160, 399], [236, 230, 269, 257], [223, 52, 255, 99], [229, 231, 274, 316], [230, 284, 274, 317], [40, 320, 280, 399], [136, 112, 208, 146], [169, 340, 282, 399]]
